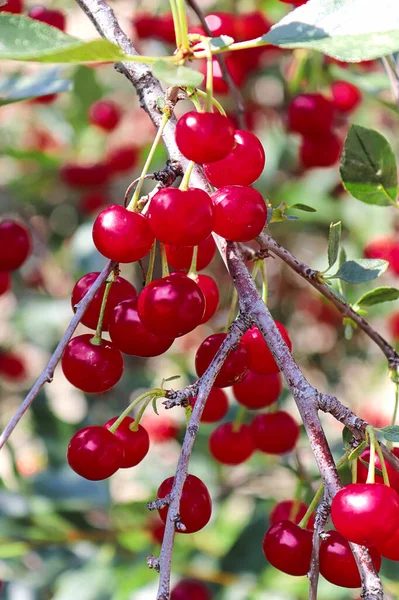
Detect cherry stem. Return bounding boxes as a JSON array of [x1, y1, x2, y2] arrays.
[[160, 243, 170, 278], [179, 160, 195, 190], [232, 404, 246, 433], [225, 287, 238, 332], [372, 428, 391, 486], [108, 388, 166, 434], [186, 87, 204, 112], [188, 245, 198, 277], [202, 37, 214, 113], [168, 0, 182, 48], [392, 380, 399, 426], [366, 426, 376, 484], [351, 456, 358, 483], [175, 0, 189, 50], [298, 483, 324, 529], [195, 89, 226, 115], [91, 272, 116, 345], [260, 260, 268, 305], [131, 395, 156, 431], [146, 241, 157, 286]]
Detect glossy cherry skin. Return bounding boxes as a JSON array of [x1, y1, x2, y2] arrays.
[[320, 530, 382, 588], [67, 426, 123, 480], [0, 351, 26, 381], [233, 370, 282, 409], [193, 274, 220, 324], [211, 185, 267, 242], [0, 220, 31, 271], [88, 100, 121, 131], [157, 474, 212, 534], [242, 324, 292, 374], [300, 132, 342, 168], [109, 299, 174, 356], [195, 333, 250, 387], [204, 130, 265, 187], [190, 387, 229, 423], [28, 6, 66, 31], [376, 525, 399, 560], [165, 235, 216, 271], [104, 416, 149, 468], [175, 112, 235, 164], [61, 334, 124, 394], [171, 579, 211, 600], [0, 272, 10, 296], [71, 272, 137, 331], [263, 520, 313, 576], [251, 411, 300, 454], [138, 273, 205, 338], [209, 422, 254, 465], [61, 162, 110, 187], [288, 93, 335, 138], [356, 447, 399, 493], [331, 80, 362, 114], [331, 483, 399, 546], [0, 0, 23, 13], [270, 500, 315, 530], [106, 146, 139, 174], [92, 205, 154, 263], [147, 187, 214, 246]]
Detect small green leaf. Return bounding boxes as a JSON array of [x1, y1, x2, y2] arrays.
[[348, 441, 368, 461], [289, 203, 317, 213], [333, 259, 389, 284], [340, 125, 398, 206], [379, 425, 399, 442], [339, 247, 347, 269], [328, 221, 342, 269], [152, 61, 204, 87], [356, 286, 399, 307], [152, 397, 159, 416], [162, 375, 181, 383], [342, 426, 353, 448], [210, 35, 234, 51]]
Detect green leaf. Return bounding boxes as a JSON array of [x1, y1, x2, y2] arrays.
[[340, 125, 398, 206], [289, 203, 317, 212], [328, 221, 341, 269], [380, 425, 399, 442], [339, 247, 347, 269], [333, 259, 389, 284], [162, 375, 181, 383], [348, 440, 368, 461], [210, 35, 234, 51], [356, 287, 399, 307], [342, 426, 353, 448], [0, 147, 61, 168], [152, 60, 204, 87], [0, 68, 71, 105], [263, 0, 399, 62]]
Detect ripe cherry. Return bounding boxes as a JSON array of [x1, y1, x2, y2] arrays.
[[71, 272, 137, 331], [195, 333, 249, 387], [141, 412, 179, 442], [104, 416, 149, 468], [209, 422, 254, 465], [287, 93, 335, 138], [165, 235, 216, 271], [270, 500, 315, 529], [106, 146, 139, 174], [390, 312, 399, 340], [0, 272, 10, 296], [0, 219, 31, 271], [242, 324, 292, 374], [263, 520, 313, 576], [28, 6, 66, 31], [233, 370, 282, 409], [320, 530, 382, 588], [331, 483, 399, 546], [133, 12, 156, 39], [300, 132, 342, 168], [331, 81, 362, 114], [0, 0, 23, 12], [61, 334, 124, 393], [204, 130, 265, 187], [61, 162, 110, 187], [138, 272, 205, 338], [356, 447, 399, 493], [235, 11, 271, 41], [92, 205, 154, 263], [190, 387, 229, 423], [175, 112, 235, 164], [202, 11, 237, 38], [193, 274, 220, 323], [171, 579, 211, 600], [147, 187, 214, 246], [88, 100, 121, 131], [153, 12, 176, 44], [251, 411, 300, 454], [109, 299, 174, 356], [0, 351, 27, 381], [157, 474, 212, 533], [67, 426, 123, 480], [211, 185, 267, 242], [376, 525, 399, 561], [79, 190, 109, 215]]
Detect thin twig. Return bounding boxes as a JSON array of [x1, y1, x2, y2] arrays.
[[309, 499, 329, 600]]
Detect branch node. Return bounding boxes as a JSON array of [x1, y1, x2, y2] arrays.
[[147, 494, 171, 511], [147, 555, 160, 572]]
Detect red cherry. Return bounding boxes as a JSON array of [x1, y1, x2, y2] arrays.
[[331, 81, 362, 114], [211, 185, 267, 242], [30, 93, 57, 105], [288, 93, 335, 138], [133, 12, 156, 39], [263, 520, 313, 576], [88, 100, 121, 132], [61, 334, 124, 393], [0, 219, 31, 272], [280, 0, 308, 4], [71, 272, 137, 332], [331, 483, 399, 546], [193, 274, 220, 323], [61, 162, 110, 187], [0, 351, 27, 381], [320, 530, 382, 588], [157, 474, 212, 533], [204, 130, 265, 188], [300, 132, 342, 168], [92, 205, 154, 263], [0, 0, 23, 13], [104, 416, 149, 468], [107, 146, 139, 174], [175, 112, 235, 164], [375, 525, 399, 561], [195, 333, 250, 387], [153, 13, 176, 44], [203, 11, 237, 37], [0, 272, 11, 296], [79, 190, 109, 215], [147, 187, 214, 246], [356, 448, 399, 493], [235, 11, 272, 40], [28, 6, 66, 31], [171, 579, 211, 600], [190, 387, 229, 423], [251, 411, 300, 454], [242, 324, 292, 374], [141, 412, 179, 442], [389, 312, 399, 340], [138, 272, 205, 338], [67, 426, 123, 480], [270, 500, 315, 529], [233, 370, 282, 409], [209, 422, 254, 465], [165, 235, 216, 271], [109, 299, 174, 356]]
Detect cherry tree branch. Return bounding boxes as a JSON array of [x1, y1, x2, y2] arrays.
[[309, 499, 329, 600]]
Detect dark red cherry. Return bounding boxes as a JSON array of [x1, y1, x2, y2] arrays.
[[157, 474, 212, 533], [0, 351, 26, 381], [251, 411, 300, 454], [109, 299, 174, 356], [71, 272, 137, 331], [211, 185, 266, 242], [175, 112, 235, 164], [67, 426, 123, 480], [104, 416, 149, 468], [0, 219, 31, 271], [165, 235, 216, 271], [147, 187, 214, 246], [138, 272, 205, 338], [153, 12, 176, 44], [320, 530, 381, 588], [288, 93, 335, 138], [235, 11, 271, 41], [133, 12, 156, 38], [233, 370, 282, 409], [209, 422, 254, 465], [263, 520, 313, 576], [0, 272, 10, 296], [171, 579, 211, 600], [193, 274, 220, 323], [61, 334, 124, 393], [300, 132, 342, 168], [106, 146, 139, 174], [28, 6, 66, 30], [92, 205, 154, 263], [279, 0, 307, 4], [0, 0, 23, 13], [79, 190, 109, 215], [61, 162, 110, 187], [331, 483, 399, 546], [376, 526, 399, 561], [190, 387, 229, 423], [242, 324, 292, 374], [88, 100, 121, 131], [357, 447, 399, 493], [331, 80, 362, 114], [30, 93, 57, 105], [195, 333, 249, 387], [203, 11, 237, 37], [270, 500, 315, 530], [204, 130, 265, 187]]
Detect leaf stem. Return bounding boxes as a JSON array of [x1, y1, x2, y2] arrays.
[[196, 89, 226, 115], [188, 245, 198, 276], [179, 160, 195, 190], [202, 37, 214, 112], [260, 260, 268, 305], [372, 428, 391, 486], [160, 242, 170, 278], [175, 0, 190, 50], [90, 272, 116, 345], [146, 241, 157, 286], [392, 381, 399, 426], [366, 426, 376, 484], [108, 388, 166, 434], [169, 0, 182, 48]]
